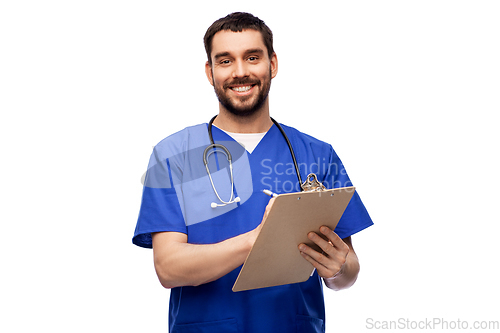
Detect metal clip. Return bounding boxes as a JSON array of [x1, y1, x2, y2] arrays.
[[300, 173, 326, 192]]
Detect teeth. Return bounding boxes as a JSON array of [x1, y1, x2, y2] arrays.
[[232, 86, 252, 92]]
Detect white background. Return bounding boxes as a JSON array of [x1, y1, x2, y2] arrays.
[[1, 1, 499, 332]]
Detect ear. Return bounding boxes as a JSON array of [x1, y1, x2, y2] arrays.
[[270, 53, 278, 79], [205, 61, 214, 86]]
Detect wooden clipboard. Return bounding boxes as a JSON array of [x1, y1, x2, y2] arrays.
[[232, 186, 355, 292]]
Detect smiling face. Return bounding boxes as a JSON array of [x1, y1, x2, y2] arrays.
[[205, 29, 278, 117]]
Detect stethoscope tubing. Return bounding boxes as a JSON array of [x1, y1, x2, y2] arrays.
[[203, 144, 237, 205], [204, 115, 303, 208], [206, 115, 303, 187]]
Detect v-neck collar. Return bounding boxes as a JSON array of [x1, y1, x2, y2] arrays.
[[211, 124, 277, 155]]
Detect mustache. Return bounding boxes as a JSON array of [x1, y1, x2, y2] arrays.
[[223, 79, 260, 89]]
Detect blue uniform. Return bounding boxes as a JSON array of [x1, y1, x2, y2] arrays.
[[133, 122, 373, 333]]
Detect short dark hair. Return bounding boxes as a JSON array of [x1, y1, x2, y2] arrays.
[[204, 12, 274, 65]]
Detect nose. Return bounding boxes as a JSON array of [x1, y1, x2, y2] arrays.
[[232, 59, 250, 78]]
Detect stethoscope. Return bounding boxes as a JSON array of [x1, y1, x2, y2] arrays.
[[203, 115, 303, 208]]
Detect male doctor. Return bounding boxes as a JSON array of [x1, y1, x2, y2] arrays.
[[133, 12, 373, 333]]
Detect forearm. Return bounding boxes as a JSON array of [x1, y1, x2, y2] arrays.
[[152, 231, 255, 289], [323, 249, 360, 291]]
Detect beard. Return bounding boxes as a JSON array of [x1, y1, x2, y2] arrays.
[[213, 69, 272, 117]]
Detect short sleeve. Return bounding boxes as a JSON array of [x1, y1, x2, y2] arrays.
[[323, 146, 373, 239], [132, 146, 187, 249]]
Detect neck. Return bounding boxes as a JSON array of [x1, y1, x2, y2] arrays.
[[213, 99, 273, 133]]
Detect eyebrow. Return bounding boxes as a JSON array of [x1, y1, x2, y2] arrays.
[[244, 48, 265, 56], [213, 52, 230, 61], [213, 48, 265, 61]]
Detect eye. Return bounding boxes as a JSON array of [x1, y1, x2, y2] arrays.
[[248, 56, 258, 61], [220, 59, 231, 65]]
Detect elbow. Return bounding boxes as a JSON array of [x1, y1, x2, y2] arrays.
[[159, 279, 176, 290], [157, 271, 176, 289], [154, 258, 204, 289], [155, 265, 209, 289], [156, 271, 204, 289], [155, 269, 173, 289], [152, 232, 194, 289], [154, 258, 179, 289], [156, 270, 181, 289]]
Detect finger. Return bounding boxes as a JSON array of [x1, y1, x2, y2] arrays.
[[299, 248, 336, 278], [299, 243, 345, 279], [319, 226, 349, 252], [307, 231, 337, 257], [318, 228, 350, 273], [298, 243, 330, 267], [262, 197, 276, 221]]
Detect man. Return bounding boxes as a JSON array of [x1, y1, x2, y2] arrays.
[[133, 12, 373, 333]]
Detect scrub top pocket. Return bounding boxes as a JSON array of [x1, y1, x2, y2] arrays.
[[296, 314, 325, 333], [172, 318, 238, 333]]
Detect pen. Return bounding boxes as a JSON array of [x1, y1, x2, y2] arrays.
[[262, 189, 279, 198]]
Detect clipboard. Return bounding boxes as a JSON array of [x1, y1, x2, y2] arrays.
[[232, 184, 355, 292]]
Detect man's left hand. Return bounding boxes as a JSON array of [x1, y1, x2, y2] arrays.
[[298, 226, 350, 280]]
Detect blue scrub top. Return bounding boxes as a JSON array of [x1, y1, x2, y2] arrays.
[[133, 122, 373, 333]]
